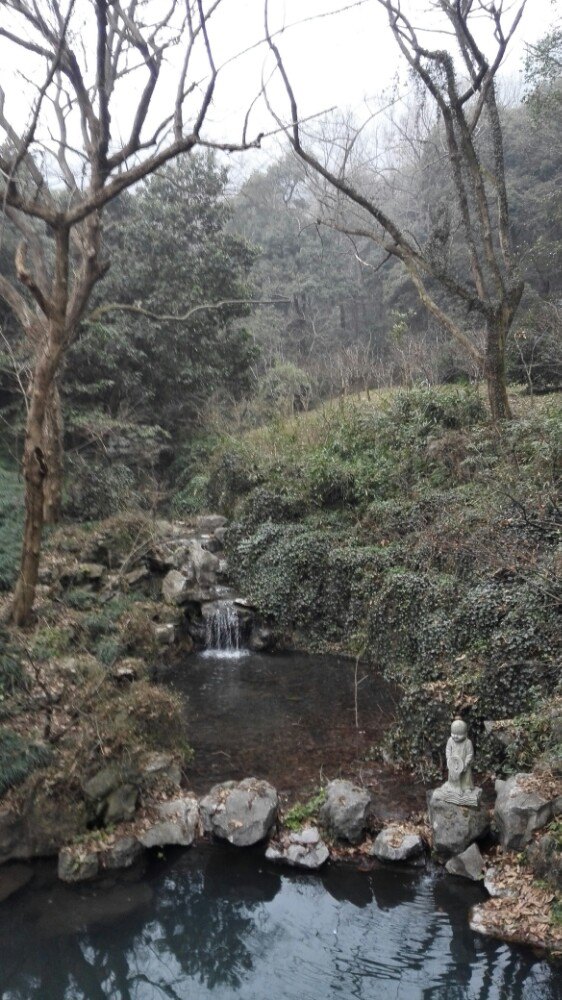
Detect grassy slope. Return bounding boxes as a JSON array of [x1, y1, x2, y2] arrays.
[[199, 384, 561, 778]]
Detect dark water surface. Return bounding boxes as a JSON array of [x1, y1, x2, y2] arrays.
[[1, 653, 558, 999], [166, 651, 422, 812], [0, 847, 558, 1000]]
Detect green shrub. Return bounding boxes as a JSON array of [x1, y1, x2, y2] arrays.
[[228, 521, 358, 644], [64, 588, 98, 611], [284, 789, 326, 831], [203, 387, 560, 774], [387, 385, 487, 431], [0, 463, 23, 591], [237, 487, 311, 528], [79, 596, 136, 664], [96, 683, 189, 757], [366, 570, 457, 677], [63, 456, 139, 521], [381, 683, 455, 782], [0, 630, 25, 706], [172, 473, 210, 516], [0, 727, 51, 795], [206, 447, 266, 514], [94, 637, 122, 666], [30, 626, 74, 662], [258, 361, 314, 416]]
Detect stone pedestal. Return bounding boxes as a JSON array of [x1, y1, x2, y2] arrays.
[[428, 785, 489, 855]]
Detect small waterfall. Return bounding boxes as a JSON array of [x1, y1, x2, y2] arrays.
[[203, 601, 247, 658]]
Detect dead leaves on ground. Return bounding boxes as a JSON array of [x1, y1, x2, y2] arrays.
[[471, 848, 562, 957]]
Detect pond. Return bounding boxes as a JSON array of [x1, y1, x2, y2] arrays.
[[1, 651, 557, 998], [165, 650, 423, 813], [0, 847, 558, 999]]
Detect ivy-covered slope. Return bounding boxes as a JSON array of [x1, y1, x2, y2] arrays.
[[195, 387, 561, 777]]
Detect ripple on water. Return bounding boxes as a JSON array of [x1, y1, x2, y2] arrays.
[[0, 853, 558, 1000]]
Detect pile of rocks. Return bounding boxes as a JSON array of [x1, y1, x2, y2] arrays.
[[56, 775, 428, 883], [158, 515, 230, 610], [57, 776, 280, 883], [40, 513, 276, 654], [427, 770, 561, 877]]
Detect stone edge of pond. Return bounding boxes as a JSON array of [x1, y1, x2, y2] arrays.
[[2, 772, 560, 961]]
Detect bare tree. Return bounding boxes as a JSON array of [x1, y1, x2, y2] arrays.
[[266, 0, 526, 423], [0, 0, 264, 625]]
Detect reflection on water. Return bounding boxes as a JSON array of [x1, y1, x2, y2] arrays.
[[0, 848, 557, 1000]]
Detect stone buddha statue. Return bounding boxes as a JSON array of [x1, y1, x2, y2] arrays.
[[434, 718, 482, 807]]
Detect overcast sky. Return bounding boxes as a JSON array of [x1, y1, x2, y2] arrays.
[[198, 0, 559, 172], [0, 0, 557, 182], [212, 1, 556, 121]]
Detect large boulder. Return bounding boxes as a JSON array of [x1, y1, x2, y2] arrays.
[[59, 562, 106, 589], [139, 796, 200, 849], [104, 784, 138, 825], [195, 515, 227, 533], [83, 764, 138, 825], [200, 778, 278, 846], [483, 866, 517, 899], [445, 843, 485, 881], [494, 773, 556, 850], [137, 752, 182, 791], [182, 541, 220, 588], [103, 836, 144, 871], [371, 824, 425, 864], [428, 789, 489, 855], [319, 780, 372, 844], [0, 808, 25, 864], [265, 827, 329, 870], [22, 785, 88, 859], [162, 569, 191, 606], [153, 622, 176, 645], [58, 834, 144, 882]]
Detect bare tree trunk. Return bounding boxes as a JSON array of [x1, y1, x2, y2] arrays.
[[12, 347, 61, 624], [485, 314, 512, 422], [43, 381, 64, 524], [12, 227, 69, 625]]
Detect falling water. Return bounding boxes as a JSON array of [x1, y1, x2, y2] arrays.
[[203, 601, 247, 658]]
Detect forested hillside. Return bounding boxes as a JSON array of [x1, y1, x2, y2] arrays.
[[0, 29, 560, 527], [0, 0, 560, 965]]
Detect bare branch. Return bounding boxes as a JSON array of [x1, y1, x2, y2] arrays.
[[85, 297, 291, 325], [15, 241, 53, 318]]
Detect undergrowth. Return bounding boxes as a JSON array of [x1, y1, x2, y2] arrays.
[[283, 789, 327, 831], [183, 385, 561, 777], [0, 461, 23, 591], [0, 727, 52, 796]]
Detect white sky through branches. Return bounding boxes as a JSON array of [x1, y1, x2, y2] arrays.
[[0, 0, 555, 184]]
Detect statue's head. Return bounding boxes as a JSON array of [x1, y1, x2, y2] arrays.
[[451, 718, 467, 742]]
